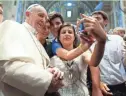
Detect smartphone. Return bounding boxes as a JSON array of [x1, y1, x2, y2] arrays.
[[79, 22, 88, 35], [80, 22, 84, 31], [80, 30, 88, 36], [80, 29, 95, 42]]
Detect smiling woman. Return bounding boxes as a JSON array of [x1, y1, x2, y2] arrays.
[[57, 23, 77, 49], [50, 23, 90, 96]]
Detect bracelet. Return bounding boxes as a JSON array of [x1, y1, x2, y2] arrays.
[[78, 43, 84, 52]]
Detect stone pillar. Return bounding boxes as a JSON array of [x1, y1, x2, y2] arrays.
[[120, 0, 126, 27], [2, 0, 17, 20]]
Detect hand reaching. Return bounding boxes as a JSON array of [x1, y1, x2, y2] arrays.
[[79, 13, 107, 43], [79, 30, 95, 46], [100, 82, 113, 96]]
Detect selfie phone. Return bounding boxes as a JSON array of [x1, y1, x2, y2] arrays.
[[80, 23, 89, 36], [80, 30, 88, 36], [80, 22, 85, 31]]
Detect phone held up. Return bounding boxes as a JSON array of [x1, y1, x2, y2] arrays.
[[79, 22, 95, 42]]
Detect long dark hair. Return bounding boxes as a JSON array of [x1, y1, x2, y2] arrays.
[[57, 23, 78, 48]]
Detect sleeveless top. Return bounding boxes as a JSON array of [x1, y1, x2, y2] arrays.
[[50, 55, 89, 96]]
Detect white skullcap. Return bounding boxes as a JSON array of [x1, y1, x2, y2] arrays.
[[26, 4, 42, 12]]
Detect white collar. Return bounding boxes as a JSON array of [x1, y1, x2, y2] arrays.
[[22, 22, 36, 35]]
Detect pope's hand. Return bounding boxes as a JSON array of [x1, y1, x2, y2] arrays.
[[47, 67, 64, 93], [47, 67, 64, 80], [47, 76, 64, 93]]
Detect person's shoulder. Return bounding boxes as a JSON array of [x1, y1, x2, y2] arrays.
[[52, 38, 58, 42], [1, 20, 20, 25], [52, 38, 60, 44], [108, 35, 123, 41], [0, 20, 21, 29], [0, 20, 23, 35]]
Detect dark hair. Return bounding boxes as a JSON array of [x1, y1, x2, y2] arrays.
[[48, 12, 64, 24], [0, 3, 3, 8], [123, 36, 126, 41], [57, 23, 78, 48], [91, 11, 108, 21], [46, 18, 50, 24]]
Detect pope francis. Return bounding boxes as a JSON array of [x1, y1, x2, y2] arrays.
[[0, 4, 63, 96]]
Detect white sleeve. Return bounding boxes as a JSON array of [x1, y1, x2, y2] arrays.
[[0, 60, 53, 96], [116, 36, 126, 67]]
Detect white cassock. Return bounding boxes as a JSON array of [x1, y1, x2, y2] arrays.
[[0, 20, 52, 96]]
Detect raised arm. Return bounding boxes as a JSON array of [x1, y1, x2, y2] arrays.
[[81, 13, 106, 66], [90, 42, 105, 66], [83, 50, 103, 96], [90, 66, 103, 96], [56, 42, 89, 60]]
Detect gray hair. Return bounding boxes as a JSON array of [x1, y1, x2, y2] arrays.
[[113, 27, 125, 34], [26, 4, 42, 12]]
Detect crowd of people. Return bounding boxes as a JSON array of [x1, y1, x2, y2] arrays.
[[0, 3, 126, 96]]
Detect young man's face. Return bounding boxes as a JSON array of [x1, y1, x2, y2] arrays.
[[0, 6, 3, 23], [50, 17, 63, 37], [92, 14, 108, 28]]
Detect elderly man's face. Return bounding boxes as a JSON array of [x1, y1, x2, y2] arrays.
[[0, 6, 3, 23], [27, 6, 48, 31]]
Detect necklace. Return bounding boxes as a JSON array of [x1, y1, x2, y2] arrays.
[[67, 60, 74, 80]]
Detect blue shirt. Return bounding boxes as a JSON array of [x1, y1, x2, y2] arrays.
[[52, 38, 62, 55]]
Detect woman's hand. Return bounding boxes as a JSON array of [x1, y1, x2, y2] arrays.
[[100, 82, 113, 96]]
